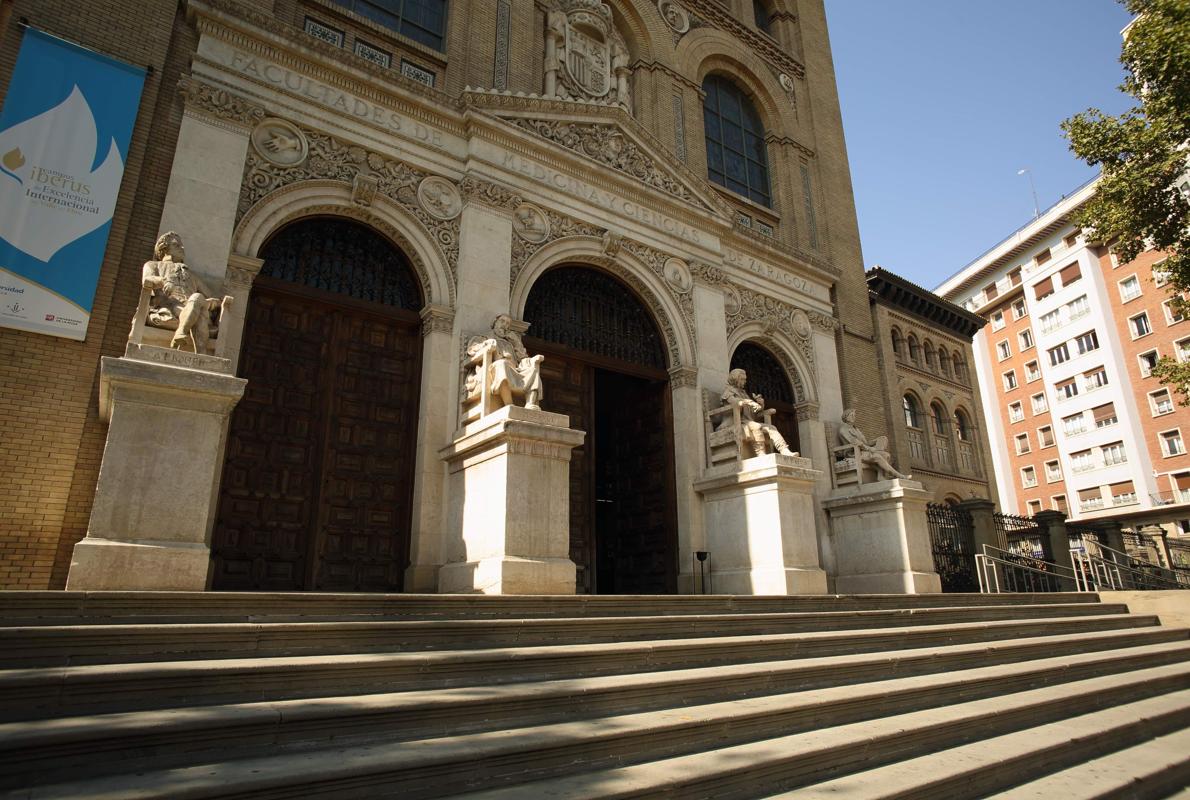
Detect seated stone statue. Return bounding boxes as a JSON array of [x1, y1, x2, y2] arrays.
[[718, 368, 796, 457], [464, 314, 545, 417], [139, 231, 229, 353], [838, 407, 910, 481]]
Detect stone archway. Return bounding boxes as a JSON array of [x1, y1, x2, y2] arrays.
[[210, 217, 424, 592], [524, 264, 679, 595], [730, 340, 799, 452]]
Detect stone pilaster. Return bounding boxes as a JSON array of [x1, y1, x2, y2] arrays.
[[217, 254, 263, 373], [668, 365, 704, 594]]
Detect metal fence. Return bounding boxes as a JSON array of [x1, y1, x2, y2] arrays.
[[994, 512, 1049, 560], [1169, 537, 1190, 588], [926, 503, 977, 593]]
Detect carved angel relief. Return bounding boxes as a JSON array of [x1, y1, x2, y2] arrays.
[[545, 0, 632, 112]]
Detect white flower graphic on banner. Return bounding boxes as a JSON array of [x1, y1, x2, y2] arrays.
[[0, 86, 123, 262]]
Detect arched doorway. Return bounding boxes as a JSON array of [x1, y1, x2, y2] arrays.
[[211, 217, 424, 592], [729, 341, 799, 452], [524, 265, 678, 595]]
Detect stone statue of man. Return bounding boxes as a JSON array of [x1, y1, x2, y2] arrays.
[[465, 314, 545, 413], [141, 231, 226, 353], [720, 368, 796, 457], [838, 407, 911, 480]]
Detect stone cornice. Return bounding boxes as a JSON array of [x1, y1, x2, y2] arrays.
[[724, 222, 840, 283], [685, 0, 806, 79]]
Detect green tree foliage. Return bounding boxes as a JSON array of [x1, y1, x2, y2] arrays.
[[1061, 0, 1190, 395]]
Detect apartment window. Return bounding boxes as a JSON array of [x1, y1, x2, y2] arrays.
[[330, 0, 449, 50], [1031, 393, 1048, 414], [1111, 480, 1138, 506], [984, 282, 1000, 302], [1021, 466, 1038, 488], [1018, 329, 1034, 350], [997, 340, 1012, 361], [1071, 449, 1095, 472], [1119, 275, 1142, 301], [1012, 299, 1028, 320], [1154, 259, 1170, 287], [1003, 370, 1018, 391], [1102, 441, 1128, 466], [1008, 401, 1024, 423], [1009, 267, 1023, 286], [1064, 413, 1088, 436], [1025, 360, 1041, 382], [1034, 276, 1055, 301], [1178, 339, 1190, 363], [1163, 299, 1185, 325], [1161, 429, 1185, 457], [1139, 349, 1160, 376], [1015, 433, 1031, 455], [990, 310, 1005, 331], [1053, 494, 1069, 514], [1039, 309, 1062, 333], [1048, 342, 1070, 365], [1063, 231, 1081, 249], [1079, 487, 1104, 512], [1035, 248, 1052, 266], [1056, 378, 1079, 400], [1067, 294, 1090, 320], [1038, 425, 1055, 448], [1109, 248, 1121, 269], [1151, 389, 1175, 416], [1131, 312, 1152, 338], [1075, 330, 1100, 355], [1045, 460, 1062, 482], [1093, 402, 1118, 428], [1083, 368, 1109, 391], [1059, 262, 1082, 287], [1027, 499, 1043, 515]]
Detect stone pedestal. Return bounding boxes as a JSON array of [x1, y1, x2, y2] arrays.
[[693, 453, 827, 595], [437, 405, 585, 594], [66, 352, 246, 591], [823, 478, 941, 594]]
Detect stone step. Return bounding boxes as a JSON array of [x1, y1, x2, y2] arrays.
[[0, 603, 1134, 668], [3, 632, 1185, 784], [774, 686, 1190, 799], [17, 657, 1190, 799], [447, 668, 1190, 800], [0, 614, 1164, 720], [0, 591, 1103, 626]]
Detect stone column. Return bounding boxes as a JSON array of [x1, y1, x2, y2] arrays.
[[437, 406, 584, 594], [67, 355, 246, 590], [215, 254, 263, 373], [694, 454, 826, 594], [405, 304, 456, 592], [796, 400, 836, 582], [957, 497, 1003, 554], [1086, 518, 1128, 556], [1033, 510, 1076, 589], [823, 478, 940, 594], [669, 366, 705, 594]]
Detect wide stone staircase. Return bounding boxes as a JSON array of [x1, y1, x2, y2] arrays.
[[0, 591, 1188, 799]]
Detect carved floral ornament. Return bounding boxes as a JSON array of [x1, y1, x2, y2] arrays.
[[236, 120, 462, 293]]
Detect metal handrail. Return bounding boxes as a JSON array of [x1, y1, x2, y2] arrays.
[[1070, 549, 1183, 592], [976, 545, 1077, 594]]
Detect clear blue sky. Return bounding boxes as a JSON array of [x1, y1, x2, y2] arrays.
[[824, 0, 1136, 290]]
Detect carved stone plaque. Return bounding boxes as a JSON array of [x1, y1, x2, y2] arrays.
[[417, 176, 462, 220], [791, 308, 812, 339], [250, 119, 308, 167], [513, 203, 551, 243], [664, 257, 693, 293], [659, 1, 690, 33], [723, 284, 742, 316]]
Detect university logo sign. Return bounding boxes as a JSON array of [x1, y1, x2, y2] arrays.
[[0, 29, 144, 341]]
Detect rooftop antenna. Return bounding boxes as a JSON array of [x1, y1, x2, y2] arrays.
[[1017, 168, 1041, 219]]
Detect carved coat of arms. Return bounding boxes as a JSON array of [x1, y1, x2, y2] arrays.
[[544, 1, 631, 109]]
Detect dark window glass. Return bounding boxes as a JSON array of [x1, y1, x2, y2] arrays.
[[702, 75, 771, 207], [330, 0, 447, 51], [753, 0, 773, 34]]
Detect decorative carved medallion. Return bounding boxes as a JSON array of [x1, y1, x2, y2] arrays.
[[790, 308, 811, 340], [512, 203, 551, 242], [659, 1, 691, 33], [664, 257, 692, 294], [507, 118, 698, 205], [250, 119, 308, 167], [417, 176, 462, 220], [779, 73, 795, 93], [723, 284, 742, 316]]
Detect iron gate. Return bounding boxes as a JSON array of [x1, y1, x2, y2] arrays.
[[927, 503, 977, 592]]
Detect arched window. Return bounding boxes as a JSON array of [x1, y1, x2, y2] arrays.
[[903, 395, 921, 428], [952, 357, 967, 381], [702, 75, 771, 207], [938, 347, 952, 377], [954, 409, 973, 441], [890, 328, 904, 358], [753, 0, 773, 35], [907, 335, 921, 364], [931, 402, 949, 435], [924, 342, 937, 370]]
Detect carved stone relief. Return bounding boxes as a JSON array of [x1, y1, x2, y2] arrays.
[[790, 308, 811, 340], [417, 176, 462, 220], [178, 77, 266, 129], [544, 0, 632, 110], [237, 123, 460, 293], [659, 1, 691, 34], [663, 257, 692, 294], [250, 119, 308, 167], [512, 203, 551, 243]]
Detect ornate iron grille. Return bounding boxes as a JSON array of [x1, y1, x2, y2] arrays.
[[524, 266, 667, 369], [926, 503, 977, 593], [730, 342, 794, 405], [1168, 537, 1190, 587], [259, 218, 422, 311], [995, 511, 1049, 560]]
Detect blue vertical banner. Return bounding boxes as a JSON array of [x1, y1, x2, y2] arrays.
[[0, 28, 145, 340]]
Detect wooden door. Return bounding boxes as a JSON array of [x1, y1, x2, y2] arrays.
[[211, 282, 421, 591]]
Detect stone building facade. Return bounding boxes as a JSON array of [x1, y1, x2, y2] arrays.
[[867, 267, 998, 506], [0, 0, 927, 594]]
